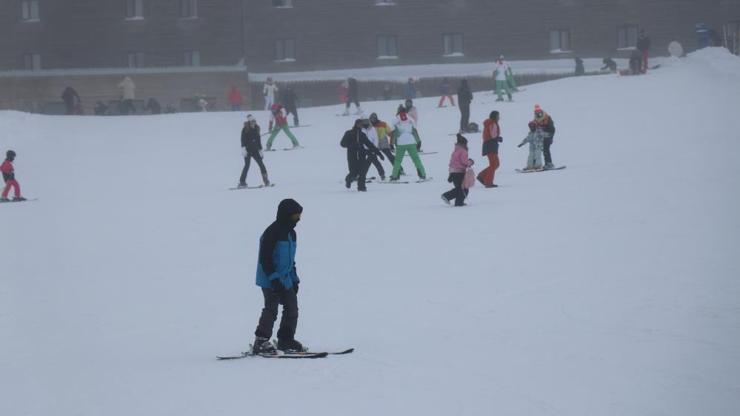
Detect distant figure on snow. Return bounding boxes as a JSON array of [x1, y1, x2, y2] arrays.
[[281, 85, 300, 127], [457, 79, 473, 133], [61, 86, 81, 115], [404, 77, 417, 100], [493, 56, 513, 102], [342, 77, 362, 116], [238, 114, 271, 189], [146, 98, 161, 114], [117, 76, 136, 115], [263, 77, 279, 111], [265, 104, 301, 151], [531, 104, 557, 169], [1, 150, 25, 202], [477, 111, 502, 188], [574, 57, 585, 76], [441, 134, 475, 207], [228, 86, 244, 111], [438, 77, 455, 107], [341, 118, 384, 191], [601, 57, 617, 72], [637, 29, 651, 73]]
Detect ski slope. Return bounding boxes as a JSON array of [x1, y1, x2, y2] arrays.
[[1, 48, 739, 416]]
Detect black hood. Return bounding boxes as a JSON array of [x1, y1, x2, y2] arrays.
[[276, 198, 303, 228]]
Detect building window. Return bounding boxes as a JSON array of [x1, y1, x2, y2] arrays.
[[23, 53, 41, 70], [275, 39, 296, 61], [549, 29, 571, 53], [125, 0, 144, 19], [21, 0, 40, 21], [443, 33, 464, 56], [180, 0, 197, 18], [375, 0, 396, 5], [617, 25, 638, 49], [272, 0, 292, 7], [127, 52, 144, 68], [377, 35, 398, 58], [184, 50, 200, 66]]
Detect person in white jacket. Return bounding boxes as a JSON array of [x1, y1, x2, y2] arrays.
[[390, 105, 427, 181], [118, 76, 136, 115], [493, 56, 512, 102], [263, 77, 278, 111]]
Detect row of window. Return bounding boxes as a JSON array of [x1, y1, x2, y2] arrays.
[[19, 0, 199, 21], [20, 51, 202, 70], [271, 0, 396, 7]]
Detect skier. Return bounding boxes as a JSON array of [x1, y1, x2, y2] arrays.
[[280, 85, 300, 127], [341, 119, 384, 191], [637, 29, 651, 73], [517, 121, 544, 170], [389, 105, 427, 182], [601, 57, 617, 72], [477, 111, 502, 188], [437, 77, 455, 107], [227, 86, 243, 111], [628, 50, 642, 75], [493, 56, 512, 102], [1, 150, 25, 202], [404, 77, 417, 100], [145, 98, 161, 114], [252, 198, 305, 354], [342, 77, 362, 116], [238, 115, 271, 188], [574, 57, 585, 76], [361, 118, 387, 181], [265, 104, 301, 151], [532, 104, 557, 169], [263, 77, 278, 111], [457, 79, 473, 133], [369, 112, 404, 176], [441, 134, 474, 207], [117, 76, 136, 115], [61, 86, 81, 115]]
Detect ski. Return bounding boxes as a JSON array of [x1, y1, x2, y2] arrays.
[[515, 166, 566, 173], [229, 184, 275, 190], [418, 151, 438, 155], [282, 146, 304, 151]]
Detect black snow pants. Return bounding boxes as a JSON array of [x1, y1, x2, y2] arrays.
[[284, 104, 299, 127], [459, 103, 471, 132], [368, 153, 385, 179], [239, 152, 267, 184], [443, 172, 468, 206], [543, 135, 554, 166], [346, 154, 371, 190], [255, 287, 298, 341]]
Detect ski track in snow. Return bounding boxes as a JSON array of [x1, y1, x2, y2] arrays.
[[1, 48, 739, 416]]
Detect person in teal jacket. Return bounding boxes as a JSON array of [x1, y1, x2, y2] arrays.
[[252, 198, 305, 354]]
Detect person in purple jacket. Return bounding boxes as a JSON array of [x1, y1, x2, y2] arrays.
[[441, 134, 474, 206]]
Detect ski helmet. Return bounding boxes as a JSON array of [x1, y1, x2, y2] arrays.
[[6, 150, 16, 160]]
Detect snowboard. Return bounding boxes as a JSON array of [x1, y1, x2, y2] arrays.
[[418, 151, 438, 155], [0, 198, 37, 203], [515, 166, 566, 173], [229, 184, 275, 190], [217, 348, 354, 360]]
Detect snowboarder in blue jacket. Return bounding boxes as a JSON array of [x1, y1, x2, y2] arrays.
[[253, 198, 305, 354]]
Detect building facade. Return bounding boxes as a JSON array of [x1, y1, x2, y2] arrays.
[[1, 0, 738, 73]]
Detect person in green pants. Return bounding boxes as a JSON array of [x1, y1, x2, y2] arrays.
[[390, 105, 427, 181], [493, 56, 513, 102], [266, 104, 300, 150]]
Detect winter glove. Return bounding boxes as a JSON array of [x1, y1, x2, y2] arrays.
[[468, 158, 475, 166], [517, 142, 525, 148], [271, 278, 285, 293], [497, 136, 503, 143], [241, 147, 247, 158], [447, 173, 454, 183], [416, 141, 422, 151]]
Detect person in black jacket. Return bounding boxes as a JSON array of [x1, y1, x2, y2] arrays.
[[637, 29, 651, 73], [238, 115, 271, 188], [457, 79, 473, 133], [252, 198, 304, 354], [342, 77, 362, 116], [601, 57, 617, 72], [281, 86, 300, 127], [340, 119, 384, 191], [61, 86, 81, 115]]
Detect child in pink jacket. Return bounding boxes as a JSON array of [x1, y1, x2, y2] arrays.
[[441, 134, 474, 206], [1, 150, 25, 202]]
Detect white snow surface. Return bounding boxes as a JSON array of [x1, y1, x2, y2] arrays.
[[1, 48, 739, 416]]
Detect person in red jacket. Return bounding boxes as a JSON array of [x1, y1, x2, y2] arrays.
[[1, 150, 25, 202], [227, 86, 243, 111], [477, 111, 503, 188], [265, 104, 301, 151]]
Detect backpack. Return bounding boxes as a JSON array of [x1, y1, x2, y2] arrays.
[[462, 167, 476, 189]]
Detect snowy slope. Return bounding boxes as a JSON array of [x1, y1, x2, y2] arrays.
[[1, 48, 739, 416]]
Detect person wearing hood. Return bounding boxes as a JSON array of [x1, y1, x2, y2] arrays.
[[441, 134, 474, 206], [1, 150, 25, 202], [341, 119, 384, 191], [532, 104, 557, 169], [252, 199, 305, 354]]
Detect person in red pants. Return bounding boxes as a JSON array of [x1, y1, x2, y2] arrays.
[[1, 150, 25, 202], [477, 111, 503, 188]]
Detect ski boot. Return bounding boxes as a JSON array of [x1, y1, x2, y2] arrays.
[[441, 194, 451, 205], [237, 182, 247, 189], [0, 197, 9, 202], [12, 196, 26, 201], [544, 163, 555, 170], [389, 176, 400, 182], [261, 173, 271, 187], [277, 338, 306, 353], [252, 337, 277, 355]]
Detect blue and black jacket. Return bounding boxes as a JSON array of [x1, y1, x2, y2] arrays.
[[255, 199, 303, 290]]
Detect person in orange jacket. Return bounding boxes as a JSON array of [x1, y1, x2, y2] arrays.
[[227, 86, 243, 111], [477, 111, 503, 188], [1, 150, 25, 202]]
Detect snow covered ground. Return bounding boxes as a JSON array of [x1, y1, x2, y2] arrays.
[[1, 48, 739, 416]]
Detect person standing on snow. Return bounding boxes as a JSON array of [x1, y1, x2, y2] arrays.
[[341, 119, 384, 191], [227, 86, 244, 111], [238, 115, 271, 188], [342, 77, 362, 116], [252, 198, 305, 354], [493, 56, 512, 102], [369, 112, 404, 176], [361, 118, 388, 181], [517, 121, 545, 171], [117, 76, 136, 115], [1, 150, 25, 202], [263, 77, 278, 111], [637, 29, 651, 73], [477, 111, 503, 188], [441, 134, 474, 207], [265, 104, 301, 151], [457, 79, 473, 133], [280, 85, 300, 127], [601, 57, 617, 72], [404, 99, 418, 125], [390, 105, 427, 182], [532, 104, 557, 169], [438, 77, 455, 107], [404, 77, 417, 100], [61, 86, 81, 115]]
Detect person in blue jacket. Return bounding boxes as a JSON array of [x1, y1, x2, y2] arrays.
[[252, 198, 305, 354]]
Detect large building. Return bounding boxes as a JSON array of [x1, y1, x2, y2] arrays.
[[0, 0, 738, 111]]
